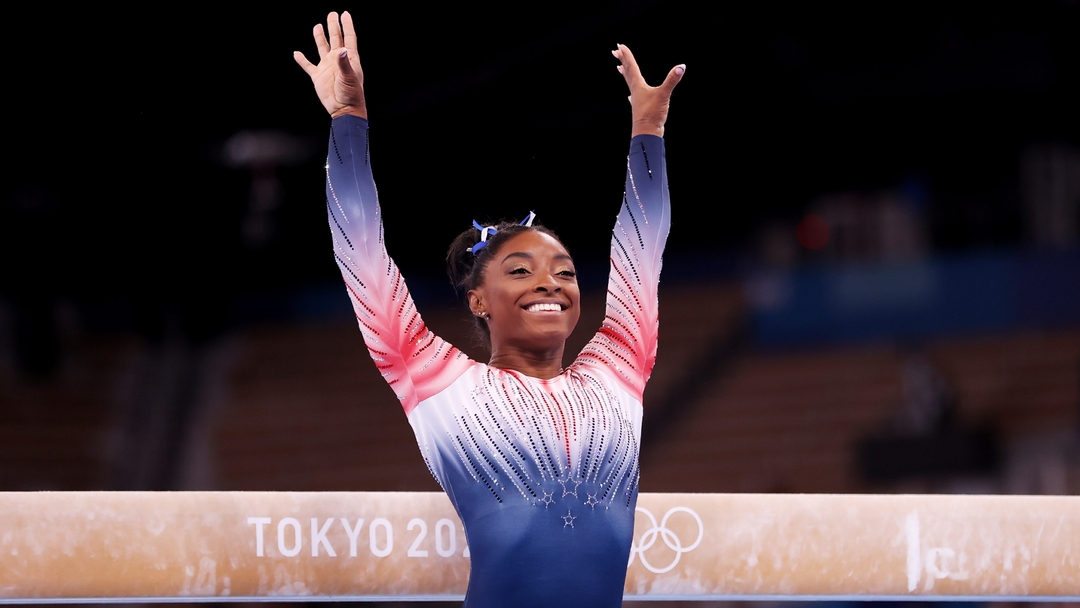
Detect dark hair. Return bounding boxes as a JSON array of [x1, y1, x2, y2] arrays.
[[446, 220, 564, 347]]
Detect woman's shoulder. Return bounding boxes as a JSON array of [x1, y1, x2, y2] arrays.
[[565, 342, 649, 402]]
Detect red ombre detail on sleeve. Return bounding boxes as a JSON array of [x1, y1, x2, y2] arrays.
[[325, 116, 473, 414], [574, 135, 669, 402]]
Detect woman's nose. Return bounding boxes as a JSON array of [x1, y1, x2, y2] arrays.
[[533, 274, 560, 292]]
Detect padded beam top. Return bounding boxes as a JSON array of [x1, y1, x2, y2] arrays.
[[2, 492, 1078, 602]]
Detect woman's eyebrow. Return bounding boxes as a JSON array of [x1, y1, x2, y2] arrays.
[[501, 251, 533, 263], [501, 252, 574, 264]]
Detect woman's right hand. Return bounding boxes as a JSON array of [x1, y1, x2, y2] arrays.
[[613, 44, 684, 138], [294, 11, 367, 119]]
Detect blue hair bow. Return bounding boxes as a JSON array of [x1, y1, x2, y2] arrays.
[[470, 220, 498, 255], [470, 211, 536, 255]]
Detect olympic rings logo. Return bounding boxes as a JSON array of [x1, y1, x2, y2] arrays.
[[628, 506, 704, 574]]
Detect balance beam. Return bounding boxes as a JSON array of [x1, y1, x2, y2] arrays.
[[2, 492, 1078, 602]]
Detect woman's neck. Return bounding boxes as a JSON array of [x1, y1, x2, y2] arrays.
[[487, 345, 565, 380]]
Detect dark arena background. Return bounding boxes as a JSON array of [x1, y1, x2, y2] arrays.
[[2, 2, 1078, 606]]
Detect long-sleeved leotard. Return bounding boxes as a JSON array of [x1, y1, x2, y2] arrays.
[[326, 115, 669, 608]]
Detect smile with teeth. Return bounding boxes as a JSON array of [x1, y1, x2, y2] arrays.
[[526, 303, 564, 312]]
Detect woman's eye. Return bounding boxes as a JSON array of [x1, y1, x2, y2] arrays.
[[558, 270, 577, 278], [509, 267, 529, 275]]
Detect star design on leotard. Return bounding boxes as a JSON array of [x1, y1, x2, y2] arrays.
[[559, 478, 581, 498], [585, 493, 600, 509], [561, 509, 576, 528], [539, 490, 555, 507]]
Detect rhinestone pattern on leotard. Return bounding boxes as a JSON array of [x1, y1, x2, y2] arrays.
[[414, 366, 641, 522]]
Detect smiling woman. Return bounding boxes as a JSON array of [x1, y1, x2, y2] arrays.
[[447, 222, 581, 378], [294, 11, 682, 608]]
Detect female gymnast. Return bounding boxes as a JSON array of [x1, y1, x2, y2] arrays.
[[295, 12, 683, 607]]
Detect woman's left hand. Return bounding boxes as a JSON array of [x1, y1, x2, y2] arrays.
[[613, 44, 684, 138], [294, 11, 367, 119]]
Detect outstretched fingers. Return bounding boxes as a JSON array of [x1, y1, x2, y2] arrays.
[[313, 23, 330, 57], [340, 11, 363, 77], [296, 12, 368, 118], [614, 44, 685, 92], [326, 11, 343, 50], [612, 43, 685, 137], [336, 48, 356, 79], [293, 50, 317, 76], [660, 64, 686, 94], [612, 44, 644, 86], [342, 11, 358, 55]]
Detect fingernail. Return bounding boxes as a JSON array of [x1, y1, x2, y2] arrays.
[[675, 65, 685, 76], [339, 49, 348, 58], [617, 66, 624, 73]]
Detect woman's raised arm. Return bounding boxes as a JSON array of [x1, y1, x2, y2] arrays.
[[295, 13, 472, 414], [575, 46, 683, 401], [294, 11, 368, 119]]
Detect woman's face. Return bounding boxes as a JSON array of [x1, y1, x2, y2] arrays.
[[468, 230, 580, 355]]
